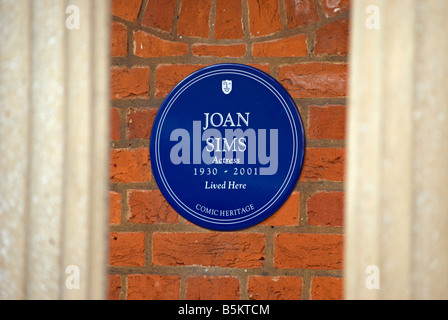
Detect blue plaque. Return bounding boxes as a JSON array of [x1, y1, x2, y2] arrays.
[[150, 64, 305, 231]]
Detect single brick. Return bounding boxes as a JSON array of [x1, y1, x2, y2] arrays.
[[153, 232, 265, 268], [261, 192, 299, 226], [108, 232, 145, 267], [248, 276, 303, 300], [108, 274, 121, 300], [110, 107, 121, 141], [308, 104, 346, 140], [320, 0, 350, 18], [315, 19, 349, 56], [311, 276, 344, 300], [300, 148, 345, 181], [109, 190, 122, 225], [134, 31, 188, 57], [307, 191, 344, 227], [127, 189, 178, 224], [127, 274, 180, 300], [177, 0, 212, 38], [110, 67, 150, 100], [142, 0, 176, 32], [284, 0, 320, 29], [109, 148, 151, 183], [111, 22, 127, 57], [111, 0, 142, 21], [253, 34, 308, 57], [155, 64, 207, 97], [247, 0, 282, 37], [278, 63, 347, 98], [126, 107, 158, 140], [214, 0, 244, 39], [274, 233, 343, 269], [186, 276, 240, 300], [192, 44, 246, 57]]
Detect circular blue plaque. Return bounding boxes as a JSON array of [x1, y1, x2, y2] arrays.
[[150, 64, 305, 231]]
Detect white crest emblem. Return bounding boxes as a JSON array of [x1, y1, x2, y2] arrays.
[[222, 80, 232, 94]]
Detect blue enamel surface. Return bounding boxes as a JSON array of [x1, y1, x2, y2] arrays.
[[150, 64, 305, 231]]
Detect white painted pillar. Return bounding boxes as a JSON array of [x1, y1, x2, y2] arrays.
[[0, 0, 110, 299], [346, 0, 448, 299]]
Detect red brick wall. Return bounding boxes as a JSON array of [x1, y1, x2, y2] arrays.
[[108, 0, 348, 300]]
